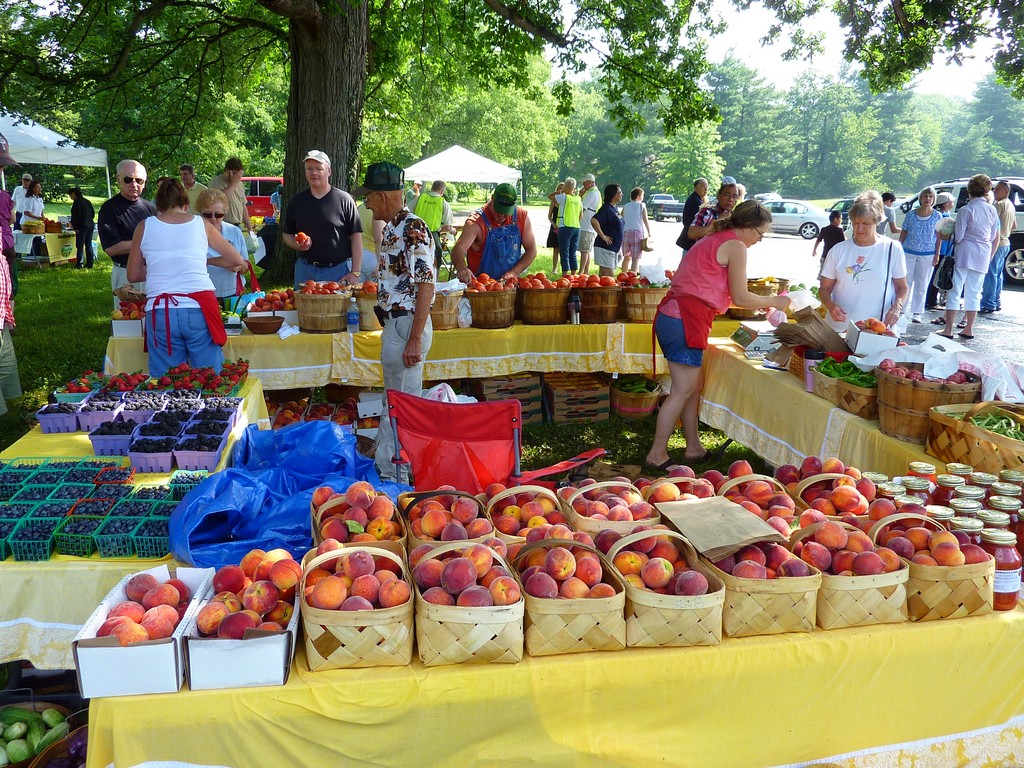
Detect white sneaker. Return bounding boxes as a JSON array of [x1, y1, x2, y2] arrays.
[[912, 314, 922, 323]]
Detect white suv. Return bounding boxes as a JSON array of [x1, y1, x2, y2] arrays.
[[895, 178, 1024, 285]]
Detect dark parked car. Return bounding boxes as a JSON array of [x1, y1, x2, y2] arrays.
[[828, 198, 855, 228]]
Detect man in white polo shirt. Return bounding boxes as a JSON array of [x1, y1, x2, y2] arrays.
[[12, 173, 31, 229], [578, 173, 600, 275]]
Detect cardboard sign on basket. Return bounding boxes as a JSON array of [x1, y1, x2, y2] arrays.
[[654, 496, 785, 563]]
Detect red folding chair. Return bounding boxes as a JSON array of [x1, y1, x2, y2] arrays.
[[385, 389, 606, 494]]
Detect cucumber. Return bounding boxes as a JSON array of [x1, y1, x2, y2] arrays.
[[33, 721, 69, 755], [0, 707, 45, 729], [39, 709, 65, 729], [25, 719, 45, 753], [4, 739, 29, 764], [1, 723, 25, 741], [0, 745, 9, 767]]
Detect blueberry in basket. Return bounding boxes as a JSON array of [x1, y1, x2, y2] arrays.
[[73, 499, 113, 515], [138, 421, 182, 437], [92, 484, 132, 500], [46, 460, 79, 470], [171, 471, 208, 485], [122, 393, 167, 410], [99, 517, 138, 535], [64, 468, 100, 484], [130, 437, 177, 453], [0, 520, 17, 539], [0, 502, 36, 519], [39, 402, 79, 415], [28, 470, 68, 485], [114, 500, 153, 517], [79, 458, 124, 469], [135, 518, 169, 537], [178, 435, 223, 452], [90, 419, 137, 436], [97, 467, 134, 483], [132, 485, 171, 500], [13, 486, 55, 501], [63, 517, 103, 535], [33, 500, 76, 517], [204, 397, 242, 410], [14, 518, 61, 540], [166, 389, 203, 402]]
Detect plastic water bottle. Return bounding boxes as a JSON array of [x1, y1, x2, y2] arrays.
[[347, 296, 359, 334]]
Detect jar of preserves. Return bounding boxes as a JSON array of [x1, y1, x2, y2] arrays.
[[950, 516, 984, 546], [908, 461, 938, 485], [990, 496, 1023, 529], [877, 482, 905, 501], [862, 471, 888, 485], [932, 474, 965, 505], [945, 463, 974, 478], [925, 505, 954, 525], [981, 528, 1022, 611], [978, 510, 1011, 530], [953, 485, 987, 503], [991, 482, 1022, 501], [969, 472, 999, 497], [901, 476, 931, 503], [999, 469, 1024, 489], [949, 498, 983, 518], [894, 494, 926, 510]]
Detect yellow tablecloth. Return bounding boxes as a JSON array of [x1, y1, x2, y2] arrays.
[[105, 333, 335, 390], [0, 379, 268, 669], [701, 342, 934, 476], [87, 608, 1024, 768]]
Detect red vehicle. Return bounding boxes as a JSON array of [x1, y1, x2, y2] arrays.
[[242, 176, 283, 220]]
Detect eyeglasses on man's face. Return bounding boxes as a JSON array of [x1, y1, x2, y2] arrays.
[[121, 176, 146, 185]]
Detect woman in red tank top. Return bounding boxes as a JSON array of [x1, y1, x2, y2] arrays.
[[644, 200, 790, 472]]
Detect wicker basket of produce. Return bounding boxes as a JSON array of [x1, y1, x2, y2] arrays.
[[482, 484, 562, 546], [429, 290, 463, 331], [300, 545, 414, 670], [295, 289, 350, 333], [927, 402, 1024, 480], [413, 540, 525, 666], [789, 520, 908, 630], [729, 277, 777, 320], [517, 287, 570, 325], [512, 538, 625, 656], [576, 285, 621, 324], [837, 377, 878, 420], [810, 365, 840, 404], [607, 529, 724, 647], [610, 377, 660, 419], [875, 363, 981, 444], [353, 288, 383, 331], [871, 512, 994, 622], [560, 480, 659, 536], [623, 286, 668, 323], [398, 489, 494, 550], [467, 288, 516, 329]]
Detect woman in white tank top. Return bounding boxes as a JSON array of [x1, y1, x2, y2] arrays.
[[127, 179, 246, 377]]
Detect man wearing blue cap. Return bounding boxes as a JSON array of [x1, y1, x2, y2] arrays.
[[686, 176, 739, 244]]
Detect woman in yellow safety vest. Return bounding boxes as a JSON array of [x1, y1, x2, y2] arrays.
[[552, 177, 581, 274]]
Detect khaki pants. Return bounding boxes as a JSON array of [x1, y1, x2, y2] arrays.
[[0, 327, 23, 417]]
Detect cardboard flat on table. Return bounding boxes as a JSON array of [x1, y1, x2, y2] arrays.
[[656, 496, 785, 563], [184, 594, 301, 690], [357, 391, 384, 419], [846, 321, 899, 356], [72, 564, 214, 698], [111, 319, 144, 338]]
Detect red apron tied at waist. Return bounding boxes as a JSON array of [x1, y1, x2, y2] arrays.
[[147, 290, 226, 355], [651, 293, 718, 375]]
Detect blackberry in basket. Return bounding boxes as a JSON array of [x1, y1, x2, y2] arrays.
[[132, 485, 171, 500], [28, 470, 68, 486], [63, 517, 103, 535], [184, 420, 230, 436], [0, 502, 36, 519], [178, 435, 223, 452], [80, 397, 121, 412], [113, 500, 153, 517], [195, 408, 235, 422], [138, 421, 182, 437], [90, 419, 137, 436], [39, 403, 79, 415], [130, 437, 177, 453], [33, 501, 76, 517]]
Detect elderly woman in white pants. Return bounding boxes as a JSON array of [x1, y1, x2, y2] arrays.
[[941, 174, 998, 341]]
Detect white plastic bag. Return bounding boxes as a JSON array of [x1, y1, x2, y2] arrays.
[[422, 383, 478, 404], [639, 259, 668, 283], [458, 297, 472, 328], [436, 278, 467, 293], [244, 230, 259, 254]]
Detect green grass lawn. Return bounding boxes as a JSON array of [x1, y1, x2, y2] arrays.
[[0, 230, 766, 478]]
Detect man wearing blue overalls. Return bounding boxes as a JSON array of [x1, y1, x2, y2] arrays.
[[451, 183, 537, 283]]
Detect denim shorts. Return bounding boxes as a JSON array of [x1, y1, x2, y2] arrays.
[[655, 311, 703, 367]]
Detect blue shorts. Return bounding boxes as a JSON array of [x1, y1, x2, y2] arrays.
[[655, 311, 703, 368]]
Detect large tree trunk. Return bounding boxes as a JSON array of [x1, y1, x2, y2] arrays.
[[265, 1, 368, 282]]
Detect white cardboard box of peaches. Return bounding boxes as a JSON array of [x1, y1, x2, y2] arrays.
[[72, 564, 213, 698]]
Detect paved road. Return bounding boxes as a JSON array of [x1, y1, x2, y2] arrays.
[[456, 206, 1022, 366]]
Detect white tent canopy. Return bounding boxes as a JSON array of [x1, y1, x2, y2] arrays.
[[0, 111, 110, 195], [403, 145, 521, 185]]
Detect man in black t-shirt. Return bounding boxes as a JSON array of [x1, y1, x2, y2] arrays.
[[97, 159, 157, 307], [283, 150, 363, 289], [675, 177, 708, 252], [812, 211, 846, 266]]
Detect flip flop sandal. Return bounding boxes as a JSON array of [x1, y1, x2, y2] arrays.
[[930, 317, 946, 325], [956, 320, 967, 329], [937, 333, 955, 339], [958, 333, 974, 340], [642, 458, 678, 474]]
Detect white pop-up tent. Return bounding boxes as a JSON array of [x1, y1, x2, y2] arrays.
[[404, 145, 522, 185], [0, 111, 111, 195]]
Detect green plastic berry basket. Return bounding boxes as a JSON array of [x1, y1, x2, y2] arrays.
[[95, 516, 139, 558], [149, 500, 178, 518], [130, 485, 173, 502], [11, 484, 58, 504], [169, 470, 209, 500], [0, 519, 19, 560], [55, 515, 104, 557], [132, 517, 171, 559], [76, 456, 131, 470], [48, 483, 98, 502], [9, 517, 61, 561]]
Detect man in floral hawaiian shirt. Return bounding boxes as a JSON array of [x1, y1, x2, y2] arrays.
[[354, 161, 436, 482]]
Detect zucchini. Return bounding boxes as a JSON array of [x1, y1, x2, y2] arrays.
[[33, 721, 68, 755]]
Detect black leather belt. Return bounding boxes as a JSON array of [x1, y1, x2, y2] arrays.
[[383, 307, 410, 319], [112, 258, 128, 268], [300, 259, 344, 268]]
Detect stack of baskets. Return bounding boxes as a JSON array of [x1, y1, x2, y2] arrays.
[[623, 286, 668, 323], [354, 289, 383, 331], [576, 286, 621, 324], [295, 290, 351, 333], [876, 363, 981, 444], [729, 277, 778, 320]]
